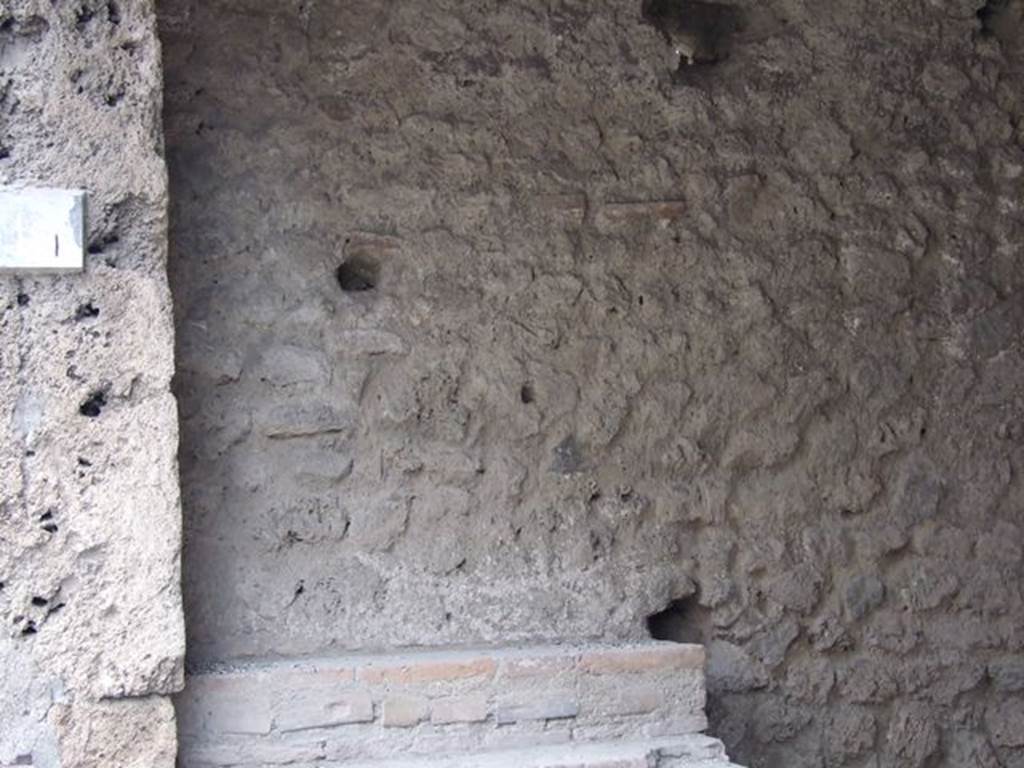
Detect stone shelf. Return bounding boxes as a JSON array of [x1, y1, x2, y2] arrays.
[[177, 641, 741, 767]]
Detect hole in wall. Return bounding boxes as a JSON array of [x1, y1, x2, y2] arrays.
[[520, 384, 535, 404], [0, 14, 49, 42], [86, 196, 142, 265], [74, 302, 100, 321], [78, 390, 107, 418], [977, 0, 1023, 50], [335, 256, 379, 293], [647, 594, 713, 644], [641, 0, 744, 70], [75, 5, 95, 30], [39, 510, 58, 534], [978, 0, 1007, 34], [87, 233, 119, 255]]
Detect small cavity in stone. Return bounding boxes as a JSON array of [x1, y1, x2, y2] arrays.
[[641, 0, 744, 69], [74, 302, 100, 320], [75, 6, 95, 29], [87, 233, 119, 255], [977, 0, 1023, 45], [336, 257, 380, 292], [79, 390, 107, 418], [647, 595, 713, 644]]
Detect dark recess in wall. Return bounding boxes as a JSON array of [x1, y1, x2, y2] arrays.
[[977, 0, 1023, 51], [641, 0, 744, 67], [336, 256, 379, 293], [647, 595, 713, 645], [78, 390, 107, 417]]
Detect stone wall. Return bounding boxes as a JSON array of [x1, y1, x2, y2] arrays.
[[161, 1, 1024, 767], [0, 1, 183, 766]]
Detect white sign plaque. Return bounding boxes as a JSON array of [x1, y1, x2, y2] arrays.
[[0, 187, 86, 273]]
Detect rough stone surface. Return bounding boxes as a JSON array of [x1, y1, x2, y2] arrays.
[[160, 1, 1024, 767], [0, 0, 184, 766]]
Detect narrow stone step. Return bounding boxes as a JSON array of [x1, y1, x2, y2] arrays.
[[191, 735, 742, 768], [177, 641, 709, 767], [337, 734, 741, 768]]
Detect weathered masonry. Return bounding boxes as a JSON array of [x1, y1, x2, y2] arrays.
[[177, 643, 739, 766], [0, 1, 183, 765], [3, 0, 1024, 766]]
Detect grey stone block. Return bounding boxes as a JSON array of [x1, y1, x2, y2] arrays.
[[495, 697, 580, 725], [382, 695, 429, 728], [277, 691, 374, 732], [430, 694, 490, 724]]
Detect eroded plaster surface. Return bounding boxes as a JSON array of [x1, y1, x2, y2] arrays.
[[159, 1, 1024, 767], [0, 1, 183, 766]]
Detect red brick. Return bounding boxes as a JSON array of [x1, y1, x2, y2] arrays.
[[357, 656, 497, 685], [501, 656, 575, 679], [579, 645, 704, 675]]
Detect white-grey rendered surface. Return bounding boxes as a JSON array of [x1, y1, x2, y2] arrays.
[[0, 187, 85, 273]]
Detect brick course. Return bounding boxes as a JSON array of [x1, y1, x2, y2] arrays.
[[177, 641, 707, 765]]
